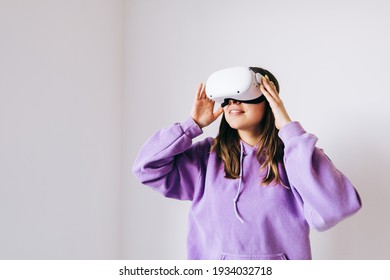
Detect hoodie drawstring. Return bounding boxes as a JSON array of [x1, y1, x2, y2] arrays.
[[232, 144, 290, 223], [233, 142, 245, 224]]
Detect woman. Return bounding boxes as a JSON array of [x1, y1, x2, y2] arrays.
[[132, 67, 361, 260]]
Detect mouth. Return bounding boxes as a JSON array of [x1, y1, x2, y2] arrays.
[[229, 109, 245, 115]]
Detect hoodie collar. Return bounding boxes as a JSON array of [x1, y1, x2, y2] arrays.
[[239, 139, 260, 156]]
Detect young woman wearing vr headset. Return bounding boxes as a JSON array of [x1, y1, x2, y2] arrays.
[[133, 67, 361, 260]]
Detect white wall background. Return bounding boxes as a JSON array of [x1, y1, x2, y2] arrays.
[[1, 0, 389, 260], [0, 0, 123, 259]]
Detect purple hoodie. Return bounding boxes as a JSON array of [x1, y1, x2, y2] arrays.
[[132, 117, 361, 260]]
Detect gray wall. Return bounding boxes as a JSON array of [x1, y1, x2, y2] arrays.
[[0, 0, 123, 259]]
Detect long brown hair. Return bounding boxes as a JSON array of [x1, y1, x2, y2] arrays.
[[210, 67, 284, 186]]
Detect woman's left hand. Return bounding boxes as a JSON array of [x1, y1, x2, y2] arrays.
[[260, 75, 292, 130]]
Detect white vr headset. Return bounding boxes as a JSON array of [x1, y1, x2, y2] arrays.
[[206, 66, 265, 107]]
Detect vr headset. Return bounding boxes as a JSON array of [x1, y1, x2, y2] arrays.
[[206, 66, 265, 107]]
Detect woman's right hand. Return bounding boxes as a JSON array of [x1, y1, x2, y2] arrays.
[[191, 83, 224, 129]]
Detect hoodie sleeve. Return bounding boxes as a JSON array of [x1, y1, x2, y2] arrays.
[[279, 121, 362, 231], [132, 117, 204, 201]]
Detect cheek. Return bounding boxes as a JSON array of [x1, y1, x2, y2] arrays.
[[223, 113, 234, 124], [223, 113, 241, 128], [253, 110, 266, 121], [246, 107, 266, 125]]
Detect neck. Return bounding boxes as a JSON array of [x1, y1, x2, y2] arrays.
[[238, 129, 262, 147]]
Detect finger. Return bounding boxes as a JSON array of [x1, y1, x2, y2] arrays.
[[213, 107, 224, 120], [263, 76, 276, 92], [260, 84, 274, 103], [215, 106, 224, 116], [262, 78, 282, 104], [200, 83, 207, 99], [262, 76, 277, 96], [195, 83, 203, 100], [268, 80, 277, 93]]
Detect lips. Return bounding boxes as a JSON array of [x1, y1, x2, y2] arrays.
[[229, 109, 245, 115]]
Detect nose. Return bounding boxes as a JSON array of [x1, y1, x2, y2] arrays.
[[229, 99, 241, 105]]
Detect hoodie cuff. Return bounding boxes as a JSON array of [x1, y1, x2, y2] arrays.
[[180, 117, 203, 139], [278, 121, 306, 143]]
